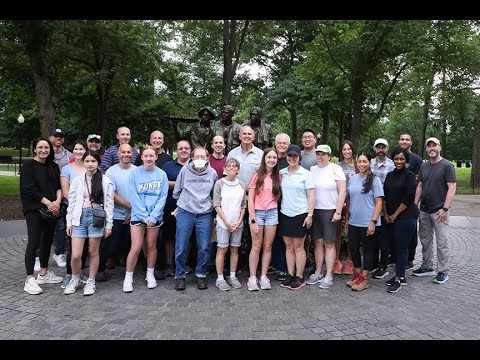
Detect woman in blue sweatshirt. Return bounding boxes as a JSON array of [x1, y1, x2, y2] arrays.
[[123, 146, 168, 293]]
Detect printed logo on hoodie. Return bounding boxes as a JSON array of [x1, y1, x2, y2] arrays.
[[138, 181, 163, 195]]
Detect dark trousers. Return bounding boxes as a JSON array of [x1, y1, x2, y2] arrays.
[[25, 211, 56, 276], [385, 218, 417, 278], [99, 219, 131, 272], [271, 232, 287, 272], [348, 224, 377, 271], [371, 217, 389, 270], [408, 226, 418, 263]]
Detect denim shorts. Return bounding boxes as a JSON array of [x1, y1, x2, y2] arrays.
[[71, 207, 105, 239], [254, 208, 278, 226]]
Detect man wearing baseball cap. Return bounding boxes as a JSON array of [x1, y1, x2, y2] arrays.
[[413, 137, 456, 284], [370, 138, 394, 280], [87, 134, 102, 153]]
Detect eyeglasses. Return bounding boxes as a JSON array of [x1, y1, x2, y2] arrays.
[[193, 155, 208, 160], [302, 136, 315, 140], [226, 164, 238, 168], [177, 147, 190, 151]]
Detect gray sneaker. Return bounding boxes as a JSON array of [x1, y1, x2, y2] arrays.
[[228, 277, 242, 289], [306, 272, 324, 285], [80, 270, 88, 284], [36, 271, 63, 284], [215, 279, 231, 291], [61, 274, 72, 289], [319, 276, 333, 289]]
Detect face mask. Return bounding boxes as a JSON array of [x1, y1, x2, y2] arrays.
[[193, 159, 207, 169]]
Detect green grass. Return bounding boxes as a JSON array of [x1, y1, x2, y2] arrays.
[[0, 176, 20, 196], [455, 167, 479, 194], [0, 148, 29, 157]]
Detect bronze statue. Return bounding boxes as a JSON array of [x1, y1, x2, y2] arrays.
[[172, 106, 215, 152], [244, 106, 273, 150], [211, 105, 242, 154]]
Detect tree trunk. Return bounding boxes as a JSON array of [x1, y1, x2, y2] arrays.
[[222, 20, 234, 107], [338, 110, 345, 154], [418, 73, 434, 156], [288, 107, 298, 144], [351, 80, 363, 149], [471, 117, 480, 190], [320, 104, 330, 144], [23, 20, 55, 138]]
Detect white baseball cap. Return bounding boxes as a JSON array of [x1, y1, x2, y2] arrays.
[[374, 138, 388, 147]]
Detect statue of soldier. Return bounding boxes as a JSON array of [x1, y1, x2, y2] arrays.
[[211, 105, 242, 154], [244, 106, 273, 150], [174, 106, 215, 152]]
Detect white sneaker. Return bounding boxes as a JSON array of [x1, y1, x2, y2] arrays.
[[24, 278, 43, 295], [306, 272, 324, 285], [247, 276, 259, 291], [145, 272, 157, 289], [319, 276, 333, 289], [64, 277, 80, 295], [123, 278, 133, 293], [36, 271, 63, 284], [83, 280, 96, 296], [52, 253, 66, 268], [34, 257, 41, 272], [259, 276, 272, 290]]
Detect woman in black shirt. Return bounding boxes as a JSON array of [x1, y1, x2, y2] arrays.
[[383, 147, 419, 293], [21, 138, 63, 294]]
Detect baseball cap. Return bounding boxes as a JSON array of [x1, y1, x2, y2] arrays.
[[49, 128, 65, 136], [315, 144, 332, 154], [425, 137, 441, 146], [287, 144, 301, 157], [374, 138, 388, 147], [87, 134, 101, 142]]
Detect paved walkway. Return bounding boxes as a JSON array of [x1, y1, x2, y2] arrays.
[[1, 214, 479, 340]]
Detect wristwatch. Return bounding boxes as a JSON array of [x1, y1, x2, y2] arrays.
[[442, 207, 449, 212], [307, 213, 314, 217], [371, 219, 378, 224], [249, 219, 256, 224]]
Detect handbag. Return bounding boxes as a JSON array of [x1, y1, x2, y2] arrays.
[[38, 207, 61, 223], [85, 174, 106, 228]]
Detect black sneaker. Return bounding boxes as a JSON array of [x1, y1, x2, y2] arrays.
[[412, 267, 435, 277], [373, 267, 389, 279], [289, 276, 306, 290], [387, 279, 401, 293], [154, 269, 166, 280], [280, 273, 294, 288], [386, 276, 407, 286], [267, 266, 280, 275], [96, 271, 111, 282], [432, 272, 449, 284], [276, 271, 287, 282]]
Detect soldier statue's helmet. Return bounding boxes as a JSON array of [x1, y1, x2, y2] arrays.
[[222, 105, 235, 114], [198, 106, 216, 119]]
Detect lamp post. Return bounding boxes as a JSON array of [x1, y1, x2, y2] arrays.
[[17, 114, 25, 175]]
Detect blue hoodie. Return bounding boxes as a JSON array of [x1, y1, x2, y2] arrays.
[[129, 166, 168, 223], [173, 159, 217, 214]]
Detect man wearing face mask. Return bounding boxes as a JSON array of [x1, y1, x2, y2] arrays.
[[173, 147, 218, 291]]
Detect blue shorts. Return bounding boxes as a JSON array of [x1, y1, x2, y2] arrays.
[[254, 208, 278, 226], [71, 207, 105, 239]]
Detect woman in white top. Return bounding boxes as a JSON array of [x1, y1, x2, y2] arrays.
[[306, 145, 346, 289], [65, 150, 114, 296]]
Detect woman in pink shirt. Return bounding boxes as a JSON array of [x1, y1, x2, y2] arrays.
[[247, 148, 281, 291]]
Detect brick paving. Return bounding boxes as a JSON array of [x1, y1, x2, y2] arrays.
[[0, 218, 479, 340]]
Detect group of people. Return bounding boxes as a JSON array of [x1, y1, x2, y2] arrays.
[[20, 109, 456, 296]]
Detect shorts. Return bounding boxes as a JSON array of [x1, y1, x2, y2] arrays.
[[216, 226, 242, 248], [278, 212, 309, 238], [130, 220, 163, 228], [254, 208, 278, 226], [71, 207, 104, 239], [310, 209, 337, 242]]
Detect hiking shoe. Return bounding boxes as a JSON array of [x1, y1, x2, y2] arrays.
[[432, 272, 449, 284], [412, 267, 435, 277], [306, 272, 324, 285], [259, 276, 271, 290], [333, 260, 342, 275], [123, 278, 133, 293], [80, 270, 89, 283], [83, 280, 96, 296], [289, 276, 306, 290], [215, 279, 231, 291], [373, 267, 389, 279], [346, 273, 361, 287], [387, 279, 401, 293], [228, 277, 242, 289], [343, 260, 354, 275], [96, 271, 111, 282], [267, 266, 280, 275], [145, 272, 157, 289], [386, 276, 407, 286], [64, 277, 80, 295], [275, 271, 287, 281], [196, 277, 208, 290], [61, 274, 72, 289], [247, 277, 259, 291], [34, 257, 41, 272], [175, 278, 186, 291], [154, 269, 166, 280], [319, 276, 333, 289], [351, 276, 369, 291], [52, 253, 66, 268], [36, 271, 63, 284], [280, 273, 294, 288], [24, 278, 43, 295]]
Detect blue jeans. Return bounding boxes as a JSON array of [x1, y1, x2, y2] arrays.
[[175, 208, 212, 279], [385, 218, 417, 278]]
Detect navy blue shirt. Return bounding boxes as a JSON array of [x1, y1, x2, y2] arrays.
[[162, 160, 184, 212]]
